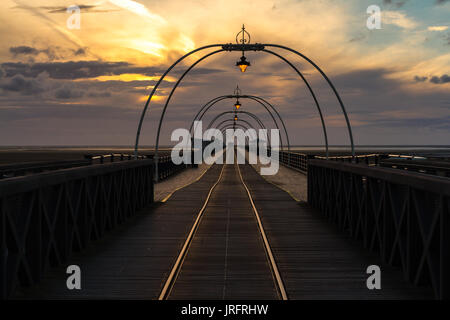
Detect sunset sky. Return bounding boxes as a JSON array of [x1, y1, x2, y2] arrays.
[[0, 0, 449, 147]]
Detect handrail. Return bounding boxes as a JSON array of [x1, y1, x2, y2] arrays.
[[0, 160, 154, 196], [0, 159, 155, 299], [308, 159, 450, 299], [309, 159, 450, 196]]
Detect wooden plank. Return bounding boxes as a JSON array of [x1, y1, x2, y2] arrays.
[[240, 164, 433, 299], [13, 165, 223, 299], [14, 159, 434, 300], [168, 164, 278, 300]]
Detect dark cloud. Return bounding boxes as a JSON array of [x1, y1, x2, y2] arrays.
[[55, 87, 84, 99], [9, 45, 86, 60], [349, 34, 366, 43], [445, 33, 450, 45], [0, 60, 222, 80], [41, 5, 96, 13], [10, 46, 40, 56], [0, 74, 44, 95], [414, 76, 428, 82], [430, 74, 450, 84], [383, 0, 408, 8], [332, 69, 396, 94], [368, 115, 450, 130], [87, 91, 112, 98], [38, 5, 117, 14], [73, 48, 86, 56], [2, 61, 134, 79], [39, 48, 59, 60], [187, 68, 224, 75], [435, 0, 449, 5]]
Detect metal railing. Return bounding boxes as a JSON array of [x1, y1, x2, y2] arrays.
[[0, 160, 154, 299], [0, 152, 188, 183], [314, 154, 389, 165], [84, 153, 148, 164], [85, 153, 147, 164], [308, 159, 450, 299], [278, 151, 310, 173], [0, 153, 145, 180], [147, 153, 188, 181], [0, 159, 92, 180], [380, 158, 450, 178]]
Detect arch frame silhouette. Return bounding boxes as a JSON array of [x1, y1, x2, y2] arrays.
[[134, 42, 355, 179], [189, 95, 288, 151]]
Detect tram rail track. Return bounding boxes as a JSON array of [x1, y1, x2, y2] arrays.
[[158, 159, 287, 300]]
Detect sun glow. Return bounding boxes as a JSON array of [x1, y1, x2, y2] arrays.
[[91, 74, 163, 82], [138, 95, 165, 102], [129, 40, 166, 57], [108, 0, 167, 24]]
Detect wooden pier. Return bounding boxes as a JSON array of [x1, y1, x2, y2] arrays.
[[12, 162, 433, 300]]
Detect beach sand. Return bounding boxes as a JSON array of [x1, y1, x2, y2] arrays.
[[153, 160, 307, 203], [154, 163, 211, 202], [249, 161, 308, 202]]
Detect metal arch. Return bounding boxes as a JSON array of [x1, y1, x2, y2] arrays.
[[208, 111, 266, 135], [207, 110, 274, 147], [207, 111, 265, 130], [219, 125, 255, 138], [260, 50, 328, 158], [214, 119, 260, 132], [135, 41, 354, 167], [188, 96, 231, 133], [265, 44, 355, 157], [154, 49, 226, 161], [218, 124, 263, 146], [243, 95, 291, 153], [190, 95, 287, 150], [219, 124, 251, 133], [192, 96, 280, 136], [215, 119, 262, 142], [134, 44, 223, 158]]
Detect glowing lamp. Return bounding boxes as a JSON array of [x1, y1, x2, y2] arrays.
[[236, 56, 250, 72]]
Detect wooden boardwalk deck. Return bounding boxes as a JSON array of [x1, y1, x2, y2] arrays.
[[240, 163, 432, 299], [14, 165, 223, 299], [14, 161, 432, 299], [168, 164, 278, 300]]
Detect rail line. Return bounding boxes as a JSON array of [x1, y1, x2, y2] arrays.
[[158, 160, 288, 300], [158, 164, 226, 300], [235, 162, 288, 300]]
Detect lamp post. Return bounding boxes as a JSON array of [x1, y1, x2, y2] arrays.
[[234, 85, 242, 110], [236, 25, 251, 72]]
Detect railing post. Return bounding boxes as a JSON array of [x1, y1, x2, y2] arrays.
[[442, 197, 450, 300], [154, 154, 159, 182], [1, 205, 7, 299]]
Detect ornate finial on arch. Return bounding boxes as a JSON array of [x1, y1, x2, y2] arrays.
[[236, 24, 251, 45], [234, 85, 242, 96]]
